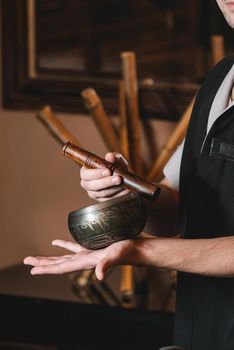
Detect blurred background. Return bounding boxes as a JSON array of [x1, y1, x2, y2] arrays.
[[0, 1, 234, 349], [2, 0, 233, 271]]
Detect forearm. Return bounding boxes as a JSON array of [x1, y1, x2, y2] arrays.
[[143, 178, 180, 236], [132, 236, 234, 278]]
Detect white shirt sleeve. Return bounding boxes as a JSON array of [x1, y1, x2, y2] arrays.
[[163, 139, 185, 191]]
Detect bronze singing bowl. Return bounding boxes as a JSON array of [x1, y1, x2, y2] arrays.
[[68, 193, 147, 250]]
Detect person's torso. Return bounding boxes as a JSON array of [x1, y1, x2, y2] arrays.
[[174, 55, 234, 350]]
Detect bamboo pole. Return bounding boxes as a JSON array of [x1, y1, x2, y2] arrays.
[[118, 79, 135, 307], [120, 265, 135, 305], [81, 88, 122, 153], [75, 270, 94, 288], [119, 80, 129, 161], [121, 52, 142, 175], [36, 105, 81, 147], [69, 271, 97, 304], [119, 51, 143, 307], [211, 35, 225, 67], [147, 97, 195, 181]]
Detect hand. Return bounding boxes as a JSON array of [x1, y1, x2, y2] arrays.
[[23, 239, 135, 280], [80, 152, 130, 202]]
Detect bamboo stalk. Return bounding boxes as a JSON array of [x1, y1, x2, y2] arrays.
[[81, 88, 121, 153], [75, 270, 94, 288], [119, 79, 134, 306], [119, 51, 142, 307], [69, 271, 97, 304], [147, 97, 195, 181], [37, 105, 81, 147], [162, 270, 177, 313], [119, 80, 129, 161], [120, 265, 135, 306], [121, 52, 142, 175], [211, 35, 225, 67]]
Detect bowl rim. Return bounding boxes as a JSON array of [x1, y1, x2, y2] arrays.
[[68, 192, 143, 217]]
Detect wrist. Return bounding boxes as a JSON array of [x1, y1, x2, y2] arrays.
[[131, 237, 186, 270], [130, 238, 157, 266]]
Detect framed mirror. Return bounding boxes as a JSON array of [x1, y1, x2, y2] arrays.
[[2, 0, 230, 119]]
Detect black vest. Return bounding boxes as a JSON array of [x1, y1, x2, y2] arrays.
[[174, 55, 234, 350]]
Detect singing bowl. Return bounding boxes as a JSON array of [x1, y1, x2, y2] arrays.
[[68, 192, 147, 250]]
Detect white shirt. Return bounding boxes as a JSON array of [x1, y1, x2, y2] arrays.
[[163, 64, 234, 191]]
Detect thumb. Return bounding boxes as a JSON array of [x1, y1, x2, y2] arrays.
[[95, 240, 132, 280], [95, 251, 119, 280], [95, 258, 111, 281], [105, 152, 128, 169]]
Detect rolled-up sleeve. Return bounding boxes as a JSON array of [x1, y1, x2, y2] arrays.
[[163, 140, 185, 191]]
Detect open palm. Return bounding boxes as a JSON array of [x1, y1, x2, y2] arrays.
[[23, 238, 135, 280]]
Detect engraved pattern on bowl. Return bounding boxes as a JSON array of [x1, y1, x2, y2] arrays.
[[68, 193, 147, 250]]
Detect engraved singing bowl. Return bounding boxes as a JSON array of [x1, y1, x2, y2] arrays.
[[68, 192, 147, 250]]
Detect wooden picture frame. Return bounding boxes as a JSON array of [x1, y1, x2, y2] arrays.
[[1, 0, 202, 119]]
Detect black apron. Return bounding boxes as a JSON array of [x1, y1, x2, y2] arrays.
[[174, 55, 234, 350]]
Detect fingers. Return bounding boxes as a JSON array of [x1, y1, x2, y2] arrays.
[[27, 249, 105, 275], [80, 167, 125, 201], [94, 189, 131, 202], [23, 255, 84, 275], [105, 152, 128, 169], [80, 167, 111, 181], [52, 240, 84, 253], [23, 255, 72, 267], [29, 259, 86, 275], [80, 152, 129, 202], [23, 241, 109, 275], [80, 167, 124, 199], [23, 240, 85, 268], [81, 175, 122, 192], [86, 186, 126, 200], [80, 152, 128, 182]]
